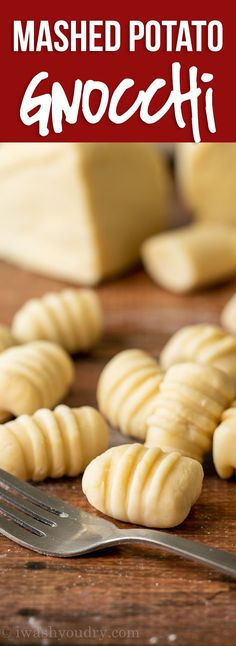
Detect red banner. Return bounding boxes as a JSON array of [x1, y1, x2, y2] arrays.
[[0, 0, 234, 141]]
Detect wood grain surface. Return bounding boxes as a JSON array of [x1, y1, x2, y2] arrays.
[[0, 260, 236, 646]]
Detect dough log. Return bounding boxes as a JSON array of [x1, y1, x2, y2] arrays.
[[141, 223, 236, 293]]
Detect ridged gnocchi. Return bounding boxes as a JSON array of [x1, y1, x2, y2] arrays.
[[12, 289, 103, 353], [0, 328, 16, 422], [160, 324, 236, 383], [0, 411, 12, 423], [0, 405, 108, 481], [0, 341, 74, 418], [97, 349, 164, 440], [82, 443, 203, 528], [146, 362, 235, 462], [213, 404, 236, 479], [0, 324, 15, 353]]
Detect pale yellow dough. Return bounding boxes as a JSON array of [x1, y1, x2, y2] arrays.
[[0, 143, 170, 285], [0, 405, 108, 481], [0, 324, 15, 353], [221, 294, 236, 336], [160, 324, 236, 383], [0, 411, 12, 423], [0, 325, 16, 422], [176, 143, 236, 224], [146, 362, 235, 462], [213, 404, 236, 479], [12, 289, 103, 353], [141, 223, 236, 293], [97, 349, 164, 440], [0, 341, 74, 418], [82, 443, 203, 528]]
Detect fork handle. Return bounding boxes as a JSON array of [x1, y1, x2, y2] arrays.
[[113, 528, 236, 579]]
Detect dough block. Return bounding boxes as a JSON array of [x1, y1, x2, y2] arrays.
[[97, 349, 164, 440], [12, 289, 103, 353], [176, 143, 236, 224], [0, 341, 74, 418], [0, 143, 170, 284], [82, 443, 203, 528], [160, 324, 236, 383], [0, 405, 108, 481], [146, 362, 235, 462], [141, 223, 236, 293]]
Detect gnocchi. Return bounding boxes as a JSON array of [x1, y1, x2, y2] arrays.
[[12, 289, 103, 353], [213, 404, 236, 479], [97, 349, 164, 440], [0, 405, 108, 481], [82, 443, 203, 528], [0, 326, 18, 422], [0, 411, 12, 423], [141, 223, 236, 293], [0, 341, 74, 418], [160, 324, 236, 383], [146, 362, 235, 462], [0, 324, 15, 353]]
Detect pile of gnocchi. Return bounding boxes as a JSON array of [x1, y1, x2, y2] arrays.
[[1, 288, 236, 530]]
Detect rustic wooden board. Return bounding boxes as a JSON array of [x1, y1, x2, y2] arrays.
[[0, 260, 236, 646]]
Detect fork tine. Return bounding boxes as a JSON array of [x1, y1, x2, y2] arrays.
[[0, 500, 47, 535], [0, 515, 47, 552], [0, 488, 57, 526], [0, 469, 69, 515]]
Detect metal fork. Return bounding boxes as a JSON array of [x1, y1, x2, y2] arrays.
[[0, 469, 236, 578]]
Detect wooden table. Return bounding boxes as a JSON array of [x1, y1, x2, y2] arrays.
[[0, 260, 236, 646]]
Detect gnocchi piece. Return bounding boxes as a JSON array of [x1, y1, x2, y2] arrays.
[[12, 289, 103, 353], [0, 411, 12, 423], [0, 341, 74, 418], [0, 328, 15, 421], [0, 405, 108, 481], [146, 362, 235, 462], [97, 349, 164, 440], [213, 404, 236, 479], [0, 324, 15, 353], [141, 224, 236, 293], [221, 294, 236, 336], [82, 443, 203, 528], [160, 324, 236, 383]]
